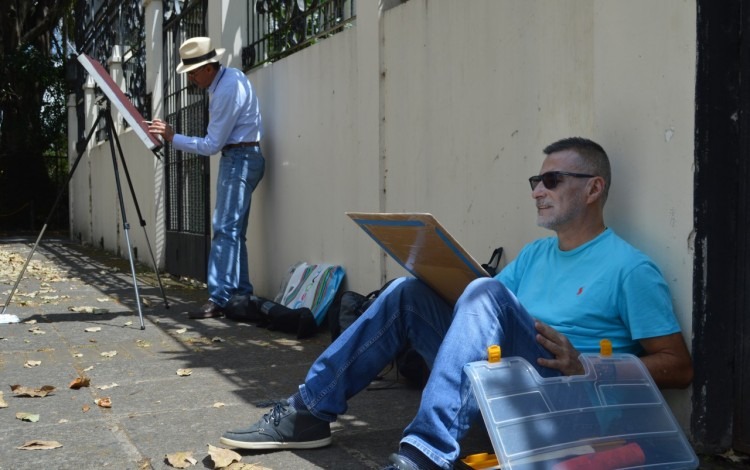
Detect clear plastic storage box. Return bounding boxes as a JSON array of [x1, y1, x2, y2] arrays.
[[463, 352, 698, 469]]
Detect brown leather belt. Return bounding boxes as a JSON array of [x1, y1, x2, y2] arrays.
[[223, 141, 260, 150]]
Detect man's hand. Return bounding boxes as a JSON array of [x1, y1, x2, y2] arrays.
[[147, 118, 175, 142], [534, 320, 585, 376]]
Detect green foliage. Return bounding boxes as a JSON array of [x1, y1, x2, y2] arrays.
[[0, 1, 73, 230]]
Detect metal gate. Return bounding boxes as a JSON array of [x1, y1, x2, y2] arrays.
[[163, 0, 210, 282]]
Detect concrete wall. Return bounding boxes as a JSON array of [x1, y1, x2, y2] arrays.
[[69, 0, 697, 428]]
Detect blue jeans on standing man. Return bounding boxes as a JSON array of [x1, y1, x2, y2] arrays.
[[208, 146, 265, 307], [297, 276, 559, 469]]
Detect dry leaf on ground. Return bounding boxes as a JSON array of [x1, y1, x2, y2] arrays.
[[176, 369, 192, 377], [69, 376, 90, 389], [94, 397, 112, 408], [212, 402, 225, 408], [16, 440, 62, 450], [100, 351, 117, 358], [82, 404, 90, 412], [172, 328, 187, 335], [208, 444, 242, 468], [24, 360, 41, 368], [69, 306, 109, 314], [0, 391, 7, 408], [84, 327, 102, 333], [16, 412, 40, 422], [96, 383, 118, 390], [225, 463, 272, 470], [165, 451, 197, 468], [10, 384, 55, 397]]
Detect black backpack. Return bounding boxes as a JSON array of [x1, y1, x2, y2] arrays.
[[328, 279, 429, 389]]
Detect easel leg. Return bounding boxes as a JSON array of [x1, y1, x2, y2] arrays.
[[105, 110, 146, 329], [1, 117, 101, 315], [109, 114, 170, 309]]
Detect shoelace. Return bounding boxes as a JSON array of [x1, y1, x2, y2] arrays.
[[262, 401, 289, 426]]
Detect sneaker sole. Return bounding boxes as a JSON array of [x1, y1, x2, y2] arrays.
[[219, 436, 332, 450]]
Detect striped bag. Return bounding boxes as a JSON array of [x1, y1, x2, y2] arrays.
[[278, 262, 345, 325]]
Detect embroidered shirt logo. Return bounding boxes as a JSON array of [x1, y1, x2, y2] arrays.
[[577, 287, 584, 296]]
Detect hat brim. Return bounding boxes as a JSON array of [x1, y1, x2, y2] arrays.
[[176, 48, 226, 74]]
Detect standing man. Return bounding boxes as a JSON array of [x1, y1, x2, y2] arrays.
[[149, 37, 264, 319]]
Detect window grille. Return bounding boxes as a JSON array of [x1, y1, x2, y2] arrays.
[[74, 0, 149, 140], [244, 0, 356, 70]]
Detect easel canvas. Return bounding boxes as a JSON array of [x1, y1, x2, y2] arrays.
[[77, 53, 162, 151], [347, 212, 489, 305]]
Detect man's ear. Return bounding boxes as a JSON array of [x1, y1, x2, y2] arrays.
[[586, 176, 606, 204]]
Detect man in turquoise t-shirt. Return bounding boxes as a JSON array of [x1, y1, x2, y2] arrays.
[[219, 137, 693, 470]]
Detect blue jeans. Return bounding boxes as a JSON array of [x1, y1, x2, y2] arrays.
[[208, 147, 265, 307], [298, 277, 559, 469]]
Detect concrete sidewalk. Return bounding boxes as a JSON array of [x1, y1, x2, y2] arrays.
[[1, 237, 743, 470], [1, 237, 475, 470]]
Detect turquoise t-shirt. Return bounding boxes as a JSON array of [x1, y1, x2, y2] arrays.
[[496, 229, 680, 355]]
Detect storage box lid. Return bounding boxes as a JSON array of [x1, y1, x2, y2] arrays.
[[463, 353, 698, 469]]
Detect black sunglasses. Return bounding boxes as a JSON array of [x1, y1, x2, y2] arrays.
[[528, 171, 595, 190]]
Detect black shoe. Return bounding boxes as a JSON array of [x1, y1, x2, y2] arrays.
[[382, 453, 420, 470], [220, 400, 332, 450], [188, 301, 224, 319]]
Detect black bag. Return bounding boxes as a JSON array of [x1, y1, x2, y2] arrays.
[[481, 247, 504, 277], [225, 294, 317, 339], [329, 279, 429, 388], [329, 289, 379, 341], [224, 294, 261, 322]]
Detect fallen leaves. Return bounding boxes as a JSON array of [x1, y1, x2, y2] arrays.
[[176, 369, 192, 377], [165, 451, 198, 468], [0, 391, 7, 408], [24, 360, 42, 368], [11, 384, 56, 398], [68, 376, 91, 389], [68, 306, 109, 314], [94, 397, 112, 408], [16, 440, 63, 450], [208, 445, 242, 468], [96, 383, 118, 390], [100, 351, 117, 358], [84, 326, 102, 333], [16, 412, 40, 422]]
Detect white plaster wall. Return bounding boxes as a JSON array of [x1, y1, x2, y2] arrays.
[[247, 26, 383, 296], [382, 0, 595, 275], [592, 0, 697, 422]]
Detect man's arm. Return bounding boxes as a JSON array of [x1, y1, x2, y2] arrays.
[[638, 332, 693, 389], [536, 320, 693, 389]]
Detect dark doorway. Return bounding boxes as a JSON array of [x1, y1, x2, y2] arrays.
[[693, 0, 750, 454]]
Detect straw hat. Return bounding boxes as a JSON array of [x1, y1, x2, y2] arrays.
[[175, 37, 226, 74]]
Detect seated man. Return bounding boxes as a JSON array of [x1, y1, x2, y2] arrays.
[[219, 137, 693, 470]]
